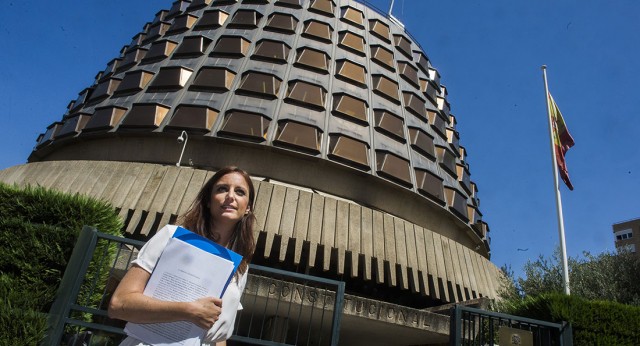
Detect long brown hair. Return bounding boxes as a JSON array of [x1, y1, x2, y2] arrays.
[[179, 166, 256, 275]]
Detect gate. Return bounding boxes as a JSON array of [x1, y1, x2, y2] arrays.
[[449, 305, 572, 346], [46, 226, 345, 345]]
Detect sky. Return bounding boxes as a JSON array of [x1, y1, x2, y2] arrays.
[[1, 0, 639, 279]]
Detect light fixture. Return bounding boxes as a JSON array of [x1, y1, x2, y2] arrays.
[[176, 130, 188, 167]]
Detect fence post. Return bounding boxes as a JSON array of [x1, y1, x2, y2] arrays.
[[44, 226, 99, 345], [450, 305, 461, 346], [330, 281, 345, 346], [561, 321, 573, 346]]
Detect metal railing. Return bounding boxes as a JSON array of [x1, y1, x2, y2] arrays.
[[450, 305, 572, 346], [231, 265, 345, 346], [46, 226, 344, 346]]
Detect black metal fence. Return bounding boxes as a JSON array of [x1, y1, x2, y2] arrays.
[[46, 226, 344, 346], [449, 305, 572, 346]]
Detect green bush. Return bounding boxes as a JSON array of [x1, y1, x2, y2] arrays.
[[506, 293, 640, 345], [0, 183, 123, 344]]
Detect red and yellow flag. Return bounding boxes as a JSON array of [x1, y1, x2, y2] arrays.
[[548, 93, 575, 190]]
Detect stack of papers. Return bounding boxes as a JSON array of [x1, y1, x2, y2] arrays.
[[124, 227, 243, 346]]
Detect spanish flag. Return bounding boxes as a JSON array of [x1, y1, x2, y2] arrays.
[[548, 93, 575, 190]]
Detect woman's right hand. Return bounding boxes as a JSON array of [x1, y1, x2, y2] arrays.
[[109, 266, 224, 329], [189, 297, 223, 329]]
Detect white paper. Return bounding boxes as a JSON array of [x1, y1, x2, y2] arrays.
[[124, 237, 236, 346]]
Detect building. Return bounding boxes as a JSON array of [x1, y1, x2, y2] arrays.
[[0, 0, 503, 344], [613, 218, 639, 257]]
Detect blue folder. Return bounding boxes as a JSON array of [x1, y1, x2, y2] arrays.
[[172, 226, 243, 297]]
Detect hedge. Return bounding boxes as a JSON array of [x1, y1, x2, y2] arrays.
[[507, 293, 640, 345], [0, 183, 123, 345]]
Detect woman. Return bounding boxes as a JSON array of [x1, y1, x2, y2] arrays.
[[108, 166, 256, 346]]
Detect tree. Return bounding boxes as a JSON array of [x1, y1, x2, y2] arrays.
[[499, 248, 640, 307]]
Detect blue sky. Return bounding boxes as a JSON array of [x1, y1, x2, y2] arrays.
[[1, 0, 639, 279]]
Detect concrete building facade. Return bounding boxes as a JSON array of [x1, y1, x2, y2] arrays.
[[0, 0, 503, 344]]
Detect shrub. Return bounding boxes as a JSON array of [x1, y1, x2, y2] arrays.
[[506, 293, 640, 345], [0, 183, 123, 344]]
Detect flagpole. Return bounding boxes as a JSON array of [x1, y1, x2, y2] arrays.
[[541, 65, 571, 295]]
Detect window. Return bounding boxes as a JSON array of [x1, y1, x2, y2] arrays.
[[302, 20, 333, 43], [173, 35, 213, 58], [370, 45, 395, 71], [340, 6, 364, 28], [374, 110, 404, 143], [218, 110, 270, 142], [166, 105, 218, 132], [372, 75, 399, 103], [273, 120, 322, 154], [210, 36, 251, 57], [408, 127, 435, 160], [88, 78, 121, 102], [393, 34, 413, 59], [420, 78, 438, 105], [143, 22, 170, 44], [70, 88, 92, 112], [402, 91, 427, 121], [228, 9, 262, 29], [166, 14, 199, 34], [415, 168, 445, 205], [194, 10, 229, 30], [328, 134, 369, 170], [102, 58, 121, 77], [398, 61, 420, 88], [446, 127, 460, 153], [127, 33, 146, 50], [294, 47, 330, 73], [275, 0, 302, 8], [121, 103, 170, 129], [252, 40, 291, 64], [309, 0, 335, 17], [148, 66, 193, 91], [187, 0, 212, 11], [142, 40, 178, 63], [369, 19, 390, 42], [212, 0, 237, 5], [264, 12, 298, 34], [457, 163, 472, 194], [117, 48, 147, 72], [617, 244, 636, 253], [376, 151, 412, 187], [83, 106, 128, 132], [413, 51, 430, 74], [165, 1, 191, 20], [335, 59, 366, 87], [37, 122, 63, 147], [332, 93, 368, 124], [191, 66, 236, 92], [56, 114, 91, 139], [615, 229, 633, 241], [444, 186, 469, 222], [114, 70, 155, 95], [427, 110, 447, 139], [285, 80, 327, 110], [436, 145, 457, 178], [236, 71, 282, 99], [338, 31, 365, 55]]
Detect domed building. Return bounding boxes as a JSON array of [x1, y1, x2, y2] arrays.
[[0, 0, 502, 344]]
